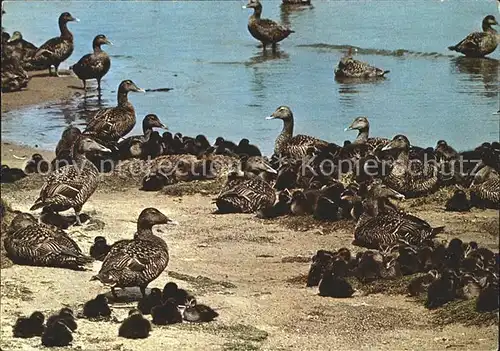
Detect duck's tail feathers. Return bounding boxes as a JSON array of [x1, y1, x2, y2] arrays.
[[382, 70, 390, 76], [447, 45, 457, 52]]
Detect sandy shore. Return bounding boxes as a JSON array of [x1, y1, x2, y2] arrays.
[[0, 85, 498, 350]]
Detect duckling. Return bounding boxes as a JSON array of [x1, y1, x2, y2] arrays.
[[243, 0, 294, 51], [306, 250, 337, 287], [193, 134, 211, 155], [290, 190, 312, 215], [118, 114, 167, 160], [407, 270, 439, 297], [355, 250, 384, 283], [141, 172, 167, 191], [335, 48, 389, 79], [24, 153, 50, 174], [83, 294, 111, 318], [151, 298, 182, 325], [39, 208, 91, 229], [13, 311, 45, 338], [476, 273, 499, 312], [426, 270, 458, 309], [30, 12, 79, 76], [396, 244, 420, 275], [318, 259, 355, 298], [89, 236, 111, 261], [71, 34, 112, 91], [118, 309, 151, 339], [448, 15, 498, 57], [47, 308, 77, 332], [41, 320, 73, 347], [162, 282, 196, 306], [214, 137, 238, 156], [456, 274, 483, 300], [435, 140, 458, 162], [0, 164, 27, 183], [256, 188, 292, 219], [236, 138, 262, 157], [445, 189, 472, 211], [183, 304, 219, 323], [138, 288, 163, 315], [313, 196, 341, 221]]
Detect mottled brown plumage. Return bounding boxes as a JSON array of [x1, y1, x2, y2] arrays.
[[244, 0, 294, 50], [30, 137, 111, 224], [448, 15, 498, 57], [345, 116, 390, 151], [335, 49, 389, 79], [470, 166, 500, 209], [5, 31, 38, 69], [91, 208, 176, 298], [71, 34, 112, 91], [84, 80, 144, 145]]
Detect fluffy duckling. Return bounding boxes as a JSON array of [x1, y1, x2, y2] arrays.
[[141, 172, 167, 191], [456, 274, 484, 300], [151, 298, 182, 325], [162, 282, 196, 306], [118, 309, 151, 339], [13, 311, 45, 338], [138, 288, 163, 315], [236, 138, 262, 157], [24, 153, 49, 174], [183, 304, 219, 323], [476, 273, 499, 312], [306, 250, 337, 287], [0, 164, 27, 183], [425, 270, 458, 309], [256, 189, 292, 219], [445, 189, 472, 212], [41, 319, 73, 347], [214, 137, 238, 156], [39, 208, 90, 229], [448, 15, 498, 57], [83, 294, 111, 319], [89, 236, 111, 261], [407, 270, 439, 297], [318, 260, 355, 298], [290, 190, 312, 215], [47, 308, 77, 332], [435, 140, 458, 162]]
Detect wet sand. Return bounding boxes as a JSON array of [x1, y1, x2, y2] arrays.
[[0, 85, 498, 350]]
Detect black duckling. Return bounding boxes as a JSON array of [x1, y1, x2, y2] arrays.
[[84, 79, 145, 146], [118, 114, 167, 160], [243, 0, 294, 51], [0, 164, 27, 183], [395, 244, 420, 275], [355, 250, 385, 283], [344, 116, 390, 151], [162, 282, 196, 306], [30, 136, 111, 225], [152, 298, 183, 325], [92, 208, 177, 298], [236, 138, 262, 157], [306, 250, 337, 287], [256, 188, 292, 219], [4, 212, 93, 270], [195, 134, 211, 152], [335, 48, 389, 79], [313, 195, 342, 221], [318, 269, 355, 298], [476, 272, 499, 312], [39, 207, 91, 229], [90, 236, 111, 261], [71, 34, 112, 91], [407, 270, 440, 297], [141, 172, 168, 191], [214, 137, 238, 156], [24, 153, 50, 174], [426, 270, 458, 309], [83, 294, 111, 318], [46, 308, 77, 332], [267, 106, 331, 159], [381, 135, 439, 197], [456, 274, 484, 300], [470, 165, 500, 209], [435, 140, 458, 162], [118, 309, 151, 339], [290, 190, 312, 215], [448, 15, 498, 57], [13, 311, 45, 338], [445, 189, 472, 212], [52, 126, 82, 170], [41, 319, 73, 347], [5, 31, 38, 68], [138, 288, 163, 315], [183, 304, 219, 323], [30, 12, 79, 76]]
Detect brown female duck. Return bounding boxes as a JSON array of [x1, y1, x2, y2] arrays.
[[91, 208, 177, 298], [84, 80, 145, 146], [71, 34, 112, 91], [345, 116, 390, 151], [267, 106, 331, 158], [30, 136, 111, 225], [243, 0, 294, 50], [30, 12, 79, 76], [448, 15, 498, 57], [6, 31, 38, 68], [470, 165, 499, 209], [335, 48, 389, 79]]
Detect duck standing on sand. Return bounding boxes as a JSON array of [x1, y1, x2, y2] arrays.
[[71, 34, 112, 91], [243, 0, 294, 51], [84, 80, 145, 146], [29, 12, 79, 76], [335, 48, 389, 79], [448, 15, 498, 57], [30, 136, 111, 225]]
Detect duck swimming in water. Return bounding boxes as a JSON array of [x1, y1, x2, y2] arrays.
[[267, 106, 331, 159], [84, 80, 145, 146], [448, 15, 498, 57], [71, 34, 112, 91], [243, 0, 294, 51], [92, 208, 177, 298], [30, 12, 79, 76], [30, 136, 111, 225], [335, 48, 389, 79]]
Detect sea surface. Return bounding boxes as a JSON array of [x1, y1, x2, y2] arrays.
[[2, 0, 499, 155]]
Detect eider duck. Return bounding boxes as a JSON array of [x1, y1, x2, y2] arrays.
[[151, 298, 182, 325], [24, 153, 50, 174], [41, 320, 73, 347], [267, 106, 330, 158], [30, 12, 79, 76], [335, 48, 389, 79], [183, 304, 219, 323], [89, 236, 111, 261], [6, 31, 38, 68], [30, 136, 110, 224], [448, 15, 498, 57], [46, 308, 77, 332], [4, 212, 93, 269], [13, 312, 45, 338], [71, 34, 112, 91], [137, 288, 163, 315], [83, 294, 111, 318], [445, 189, 472, 212], [91, 208, 177, 298], [117, 114, 167, 160], [0, 165, 27, 183], [243, 0, 294, 50], [236, 138, 262, 157], [52, 126, 82, 169], [118, 309, 151, 339], [381, 135, 439, 197], [470, 165, 500, 209], [353, 182, 444, 249], [84, 80, 145, 146], [345, 116, 390, 151]]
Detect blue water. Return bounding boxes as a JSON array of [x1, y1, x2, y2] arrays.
[[2, 0, 499, 155]]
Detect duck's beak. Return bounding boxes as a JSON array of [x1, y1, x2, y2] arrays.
[[242, 5, 247, 8], [344, 126, 353, 132], [264, 163, 277, 174], [105, 39, 113, 46], [381, 142, 394, 151], [160, 124, 168, 130], [72, 17, 80, 22]]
